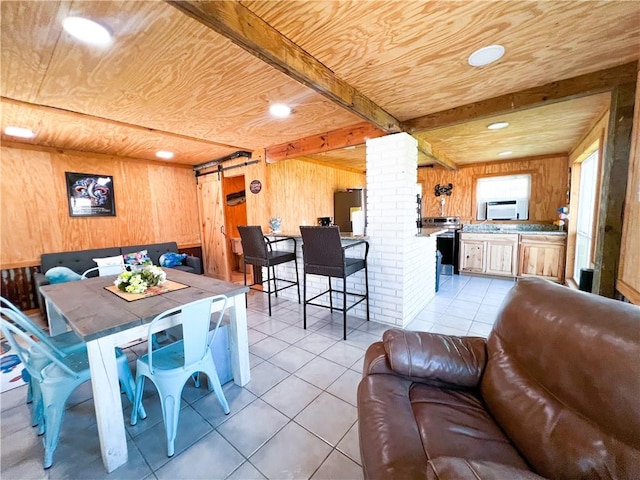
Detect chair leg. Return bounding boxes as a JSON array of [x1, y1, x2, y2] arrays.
[[329, 277, 333, 312], [294, 256, 301, 304], [303, 271, 308, 330], [343, 276, 348, 340], [365, 263, 370, 322], [266, 264, 272, 316], [130, 376, 145, 426], [117, 355, 146, 420], [243, 259, 248, 309], [41, 381, 77, 469], [272, 265, 278, 298], [204, 364, 230, 414], [158, 383, 184, 457]]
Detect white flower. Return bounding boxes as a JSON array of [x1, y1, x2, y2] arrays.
[[115, 264, 166, 294]]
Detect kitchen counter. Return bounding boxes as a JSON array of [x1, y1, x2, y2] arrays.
[[416, 227, 449, 237], [461, 224, 566, 236], [267, 231, 368, 240]]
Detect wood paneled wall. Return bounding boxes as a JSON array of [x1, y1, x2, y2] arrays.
[[0, 144, 201, 268], [418, 154, 569, 224], [617, 69, 640, 304], [268, 159, 365, 233]]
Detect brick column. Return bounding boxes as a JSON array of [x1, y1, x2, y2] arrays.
[[365, 133, 436, 327]]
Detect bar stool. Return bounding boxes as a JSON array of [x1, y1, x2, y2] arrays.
[[237, 225, 300, 316], [299, 226, 369, 340]]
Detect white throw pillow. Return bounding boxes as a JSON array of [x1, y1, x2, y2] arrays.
[[92, 255, 125, 276]]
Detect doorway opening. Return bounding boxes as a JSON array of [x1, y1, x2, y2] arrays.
[[222, 174, 248, 284]]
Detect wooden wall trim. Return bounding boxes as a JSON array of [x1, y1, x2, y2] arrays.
[[617, 279, 640, 305], [593, 81, 636, 298]]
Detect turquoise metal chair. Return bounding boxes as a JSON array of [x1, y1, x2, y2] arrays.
[[130, 295, 230, 457], [0, 308, 145, 468], [0, 297, 86, 428]]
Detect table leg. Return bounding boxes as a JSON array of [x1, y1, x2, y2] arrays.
[[228, 293, 251, 386], [86, 337, 128, 473], [45, 298, 67, 336]]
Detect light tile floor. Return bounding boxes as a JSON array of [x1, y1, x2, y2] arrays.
[[0, 274, 515, 480]]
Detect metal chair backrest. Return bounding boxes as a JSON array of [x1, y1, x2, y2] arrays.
[[300, 226, 343, 268], [145, 295, 228, 374], [0, 297, 62, 356], [237, 225, 268, 261], [0, 309, 78, 382]]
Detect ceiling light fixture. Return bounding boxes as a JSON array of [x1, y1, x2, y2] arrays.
[[498, 151, 513, 157], [487, 121, 509, 130], [468, 44, 505, 67], [4, 126, 36, 138], [63, 16, 112, 46], [155, 151, 174, 160], [269, 104, 292, 118]]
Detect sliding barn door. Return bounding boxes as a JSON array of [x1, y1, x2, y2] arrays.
[[197, 173, 231, 280]]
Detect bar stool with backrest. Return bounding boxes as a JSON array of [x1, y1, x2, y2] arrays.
[[237, 225, 300, 316], [299, 226, 369, 340]]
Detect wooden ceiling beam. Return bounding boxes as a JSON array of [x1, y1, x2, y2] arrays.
[[167, 0, 401, 133], [403, 62, 638, 132], [413, 136, 458, 171], [266, 122, 385, 162]]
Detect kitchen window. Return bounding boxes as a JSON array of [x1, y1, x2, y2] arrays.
[[476, 174, 531, 220]]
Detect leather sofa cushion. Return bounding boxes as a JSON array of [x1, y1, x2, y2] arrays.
[[481, 278, 640, 479], [358, 374, 529, 479], [426, 457, 545, 480], [383, 329, 487, 388]]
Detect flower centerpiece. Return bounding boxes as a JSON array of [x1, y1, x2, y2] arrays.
[[269, 216, 282, 233], [114, 264, 166, 294]]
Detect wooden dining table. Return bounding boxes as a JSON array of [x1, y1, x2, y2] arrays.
[[40, 268, 250, 473]]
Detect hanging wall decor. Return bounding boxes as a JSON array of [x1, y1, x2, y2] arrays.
[[434, 183, 453, 197], [66, 172, 116, 217]]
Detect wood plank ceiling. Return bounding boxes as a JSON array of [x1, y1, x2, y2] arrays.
[[1, 1, 639, 170]]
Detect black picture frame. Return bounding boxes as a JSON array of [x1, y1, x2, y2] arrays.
[[65, 172, 116, 217]]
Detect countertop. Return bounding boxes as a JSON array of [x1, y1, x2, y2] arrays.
[[461, 224, 567, 236], [416, 227, 448, 237], [266, 231, 368, 240]]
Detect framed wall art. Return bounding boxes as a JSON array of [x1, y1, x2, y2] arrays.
[[66, 172, 116, 217]]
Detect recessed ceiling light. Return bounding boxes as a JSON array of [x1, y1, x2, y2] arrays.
[[63, 16, 112, 46], [155, 151, 174, 160], [498, 151, 513, 157], [4, 126, 35, 138], [468, 44, 505, 67], [487, 122, 509, 130], [269, 104, 292, 118]]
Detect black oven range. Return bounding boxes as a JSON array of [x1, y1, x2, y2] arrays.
[[422, 216, 462, 274]]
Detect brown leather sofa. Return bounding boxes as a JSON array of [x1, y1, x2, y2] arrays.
[[357, 277, 640, 479]]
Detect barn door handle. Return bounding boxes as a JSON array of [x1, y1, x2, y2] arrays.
[[221, 225, 226, 236]]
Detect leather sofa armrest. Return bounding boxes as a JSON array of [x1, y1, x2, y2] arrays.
[[427, 457, 546, 480], [383, 329, 487, 389], [362, 341, 395, 377], [183, 255, 202, 275]]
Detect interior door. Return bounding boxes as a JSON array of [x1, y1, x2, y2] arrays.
[[197, 173, 230, 280]]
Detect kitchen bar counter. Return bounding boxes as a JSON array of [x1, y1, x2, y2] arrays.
[[416, 227, 448, 237]]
